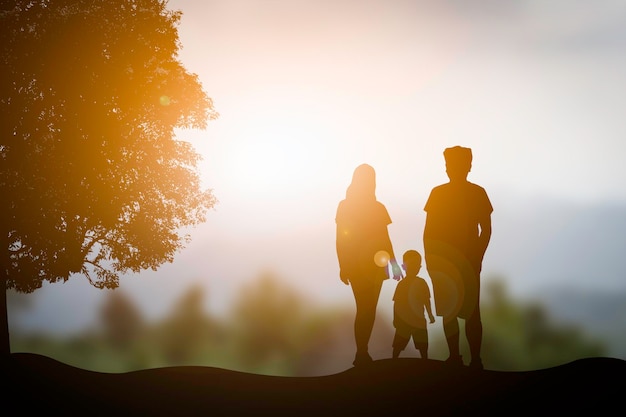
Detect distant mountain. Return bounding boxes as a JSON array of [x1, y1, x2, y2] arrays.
[[484, 193, 626, 293]]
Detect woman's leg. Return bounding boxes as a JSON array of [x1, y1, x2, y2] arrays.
[[443, 316, 461, 359], [352, 280, 383, 359]]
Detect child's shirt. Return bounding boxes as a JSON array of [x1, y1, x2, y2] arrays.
[[393, 275, 431, 328]]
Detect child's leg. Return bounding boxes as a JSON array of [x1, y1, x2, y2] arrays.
[[413, 328, 429, 359], [392, 331, 409, 359], [392, 346, 402, 359], [417, 344, 428, 359]]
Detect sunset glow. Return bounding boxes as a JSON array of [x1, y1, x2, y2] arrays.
[[10, 0, 626, 340]]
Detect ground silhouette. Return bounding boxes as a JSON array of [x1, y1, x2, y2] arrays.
[[4, 353, 624, 416]]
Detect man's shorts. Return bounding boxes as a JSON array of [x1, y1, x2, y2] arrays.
[[425, 244, 481, 320]]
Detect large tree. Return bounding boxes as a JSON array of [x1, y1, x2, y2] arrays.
[[0, 0, 218, 356]]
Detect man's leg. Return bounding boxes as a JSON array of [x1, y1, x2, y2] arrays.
[[466, 309, 483, 369], [426, 253, 464, 364], [465, 262, 483, 369]]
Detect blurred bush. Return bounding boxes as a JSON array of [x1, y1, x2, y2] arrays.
[[474, 279, 605, 371], [10, 274, 609, 375]]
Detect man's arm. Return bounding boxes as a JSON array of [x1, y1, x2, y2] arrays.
[[478, 213, 492, 261]]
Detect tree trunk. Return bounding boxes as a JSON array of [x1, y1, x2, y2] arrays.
[[1, 274, 9, 357]]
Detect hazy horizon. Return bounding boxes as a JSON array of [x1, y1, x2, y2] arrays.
[[9, 190, 626, 336]]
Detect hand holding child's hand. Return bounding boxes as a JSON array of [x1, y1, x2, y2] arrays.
[[390, 260, 403, 281]]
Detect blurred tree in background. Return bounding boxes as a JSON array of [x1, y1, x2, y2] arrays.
[[1, 0, 218, 356], [229, 274, 307, 374], [9, 275, 610, 376], [477, 279, 606, 371], [99, 289, 145, 351], [155, 284, 225, 365]]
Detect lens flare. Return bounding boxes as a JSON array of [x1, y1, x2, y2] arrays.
[[374, 250, 390, 267], [160, 95, 171, 106]]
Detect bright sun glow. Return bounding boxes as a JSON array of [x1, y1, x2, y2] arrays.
[[216, 90, 345, 202]]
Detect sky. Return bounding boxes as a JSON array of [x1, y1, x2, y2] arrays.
[[8, 0, 626, 335]]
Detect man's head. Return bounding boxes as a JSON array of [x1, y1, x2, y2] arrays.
[[444, 146, 472, 182], [402, 250, 422, 276]]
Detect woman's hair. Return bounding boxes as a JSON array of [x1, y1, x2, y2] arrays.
[[346, 163, 376, 201]]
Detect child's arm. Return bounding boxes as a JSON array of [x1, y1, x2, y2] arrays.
[[423, 280, 435, 323], [426, 299, 435, 324]]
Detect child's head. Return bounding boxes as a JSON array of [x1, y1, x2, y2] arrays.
[[402, 250, 422, 276]]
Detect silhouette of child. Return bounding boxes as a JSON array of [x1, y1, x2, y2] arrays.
[[392, 250, 435, 359]]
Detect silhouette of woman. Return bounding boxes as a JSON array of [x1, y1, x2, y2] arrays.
[[335, 164, 402, 366]]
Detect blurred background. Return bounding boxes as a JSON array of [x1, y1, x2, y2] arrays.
[[8, 272, 617, 375], [7, 0, 626, 375]]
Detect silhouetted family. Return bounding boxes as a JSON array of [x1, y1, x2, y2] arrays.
[[336, 146, 492, 369]]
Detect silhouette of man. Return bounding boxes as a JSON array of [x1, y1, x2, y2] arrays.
[[423, 146, 492, 369]]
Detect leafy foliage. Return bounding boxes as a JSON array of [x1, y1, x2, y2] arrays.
[[1, 0, 218, 293]]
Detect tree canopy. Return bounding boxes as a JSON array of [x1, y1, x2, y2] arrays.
[[1, 0, 218, 295]]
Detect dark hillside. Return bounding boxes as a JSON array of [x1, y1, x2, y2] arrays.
[[4, 353, 624, 416]]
